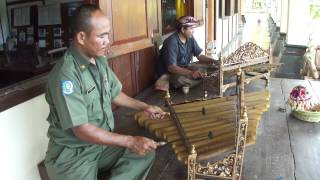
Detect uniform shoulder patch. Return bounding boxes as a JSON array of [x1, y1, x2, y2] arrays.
[[61, 80, 74, 95]]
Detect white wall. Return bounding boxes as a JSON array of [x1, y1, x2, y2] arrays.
[[0, 0, 10, 50], [193, 25, 206, 53], [0, 94, 49, 180], [286, 0, 310, 46], [232, 15, 238, 38], [222, 18, 230, 48], [216, 17, 223, 53], [280, 0, 289, 34]]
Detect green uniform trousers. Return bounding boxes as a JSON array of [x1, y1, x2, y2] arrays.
[[45, 143, 155, 180]]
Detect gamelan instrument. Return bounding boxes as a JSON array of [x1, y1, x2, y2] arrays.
[[214, 42, 278, 97], [135, 70, 270, 179]]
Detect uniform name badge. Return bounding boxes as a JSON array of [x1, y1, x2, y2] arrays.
[[61, 80, 74, 95]]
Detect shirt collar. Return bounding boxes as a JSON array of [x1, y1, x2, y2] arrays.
[[69, 44, 108, 72], [175, 32, 189, 46], [69, 44, 92, 72]]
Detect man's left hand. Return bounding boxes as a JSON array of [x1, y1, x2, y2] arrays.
[[143, 105, 167, 119]]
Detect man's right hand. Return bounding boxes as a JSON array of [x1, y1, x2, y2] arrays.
[[126, 136, 157, 155], [191, 70, 203, 79]]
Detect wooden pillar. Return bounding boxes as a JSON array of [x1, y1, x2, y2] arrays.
[[240, 0, 245, 15], [207, 0, 215, 43]]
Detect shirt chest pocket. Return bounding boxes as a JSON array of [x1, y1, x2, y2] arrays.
[[83, 86, 102, 119]]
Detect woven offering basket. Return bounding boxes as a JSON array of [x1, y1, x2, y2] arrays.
[[287, 86, 320, 122], [291, 109, 320, 122]]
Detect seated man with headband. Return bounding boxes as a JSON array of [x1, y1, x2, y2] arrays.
[[156, 16, 218, 90]]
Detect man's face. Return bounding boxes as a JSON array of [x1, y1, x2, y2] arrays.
[[182, 27, 194, 38], [81, 11, 111, 58]]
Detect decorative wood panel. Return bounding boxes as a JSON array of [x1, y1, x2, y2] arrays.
[[98, 0, 157, 96], [131, 52, 139, 94], [111, 0, 148, 44], [109, 54, 136, 97], [136, 47, 156, 91], [99, 0, 153, 58], [109, 46, 157, 96], [108, 38, 153, 59]]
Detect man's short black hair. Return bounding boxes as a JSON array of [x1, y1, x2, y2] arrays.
[[71, 4, 100, 35]]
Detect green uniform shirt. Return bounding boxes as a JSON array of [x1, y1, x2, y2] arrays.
[[45, 45, 122, 148]]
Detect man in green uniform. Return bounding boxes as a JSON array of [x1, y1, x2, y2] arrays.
[[44, 4, 166, 180]]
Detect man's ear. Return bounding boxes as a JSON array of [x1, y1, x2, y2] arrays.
[[182, 27, 187, 33], [76, 32, 86, 45]]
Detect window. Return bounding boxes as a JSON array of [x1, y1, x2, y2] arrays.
[[0, 1, 83, 89], [161, 0, 188, 34]]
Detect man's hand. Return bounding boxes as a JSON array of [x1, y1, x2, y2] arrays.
[[191, 70, 203, 79], [211, 59, 220, 67], [143, 105, 167, 119], [126, 136, 157, 155]]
